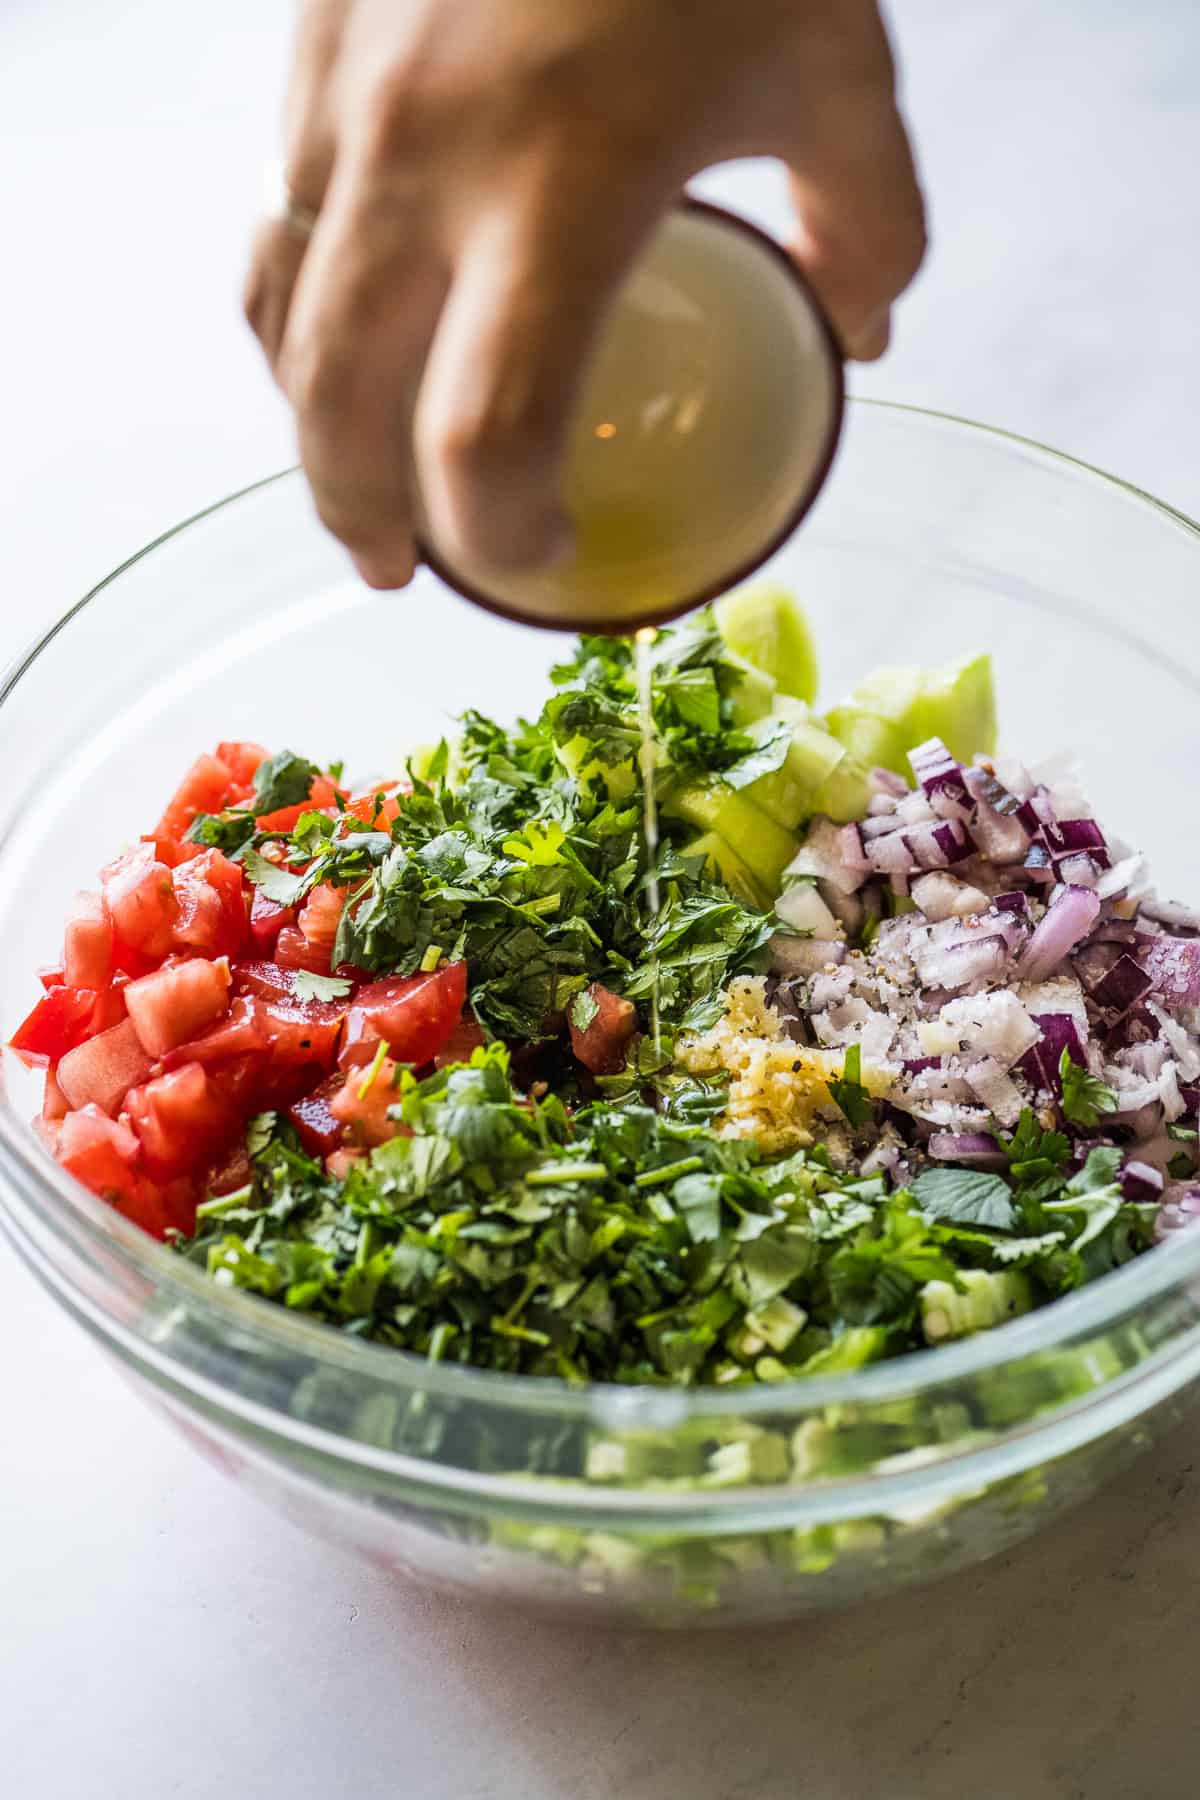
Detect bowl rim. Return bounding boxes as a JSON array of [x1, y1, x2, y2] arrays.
[[3, 396, 1200, 1432]]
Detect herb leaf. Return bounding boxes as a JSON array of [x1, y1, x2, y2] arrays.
[[293, 970, 354, 1003], [1059, 1050, 1119, 1129], [912, 1167, 1018, 1230], [827, 1044, 873, 1129], [251, 749, 321, 814]]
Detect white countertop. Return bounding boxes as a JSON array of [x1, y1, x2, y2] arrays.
[[3, 4, 1200, 1795]]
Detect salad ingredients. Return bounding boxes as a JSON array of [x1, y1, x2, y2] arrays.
[[9, 595, 1197, 1383]]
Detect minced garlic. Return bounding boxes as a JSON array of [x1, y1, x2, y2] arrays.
[[676, 976, 898, 1152]]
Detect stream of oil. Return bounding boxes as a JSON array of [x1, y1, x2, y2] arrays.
[[634, 627, 662, 1055]]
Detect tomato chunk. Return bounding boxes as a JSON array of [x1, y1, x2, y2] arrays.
[[214, 740, 269, 789], [103, 844, 178, 957], [286, 1072, 347, 1158], [123, 1062, 238, 1180], [56, 1105, 141, 1202], [273, 924, 331, 976], [248, 888, 293, 954], [339, 961, 467, 1068], [344, 786, 403, 829], [9, 985, 101, 1067], [57, 1017, 155, 1115], [434, 1016, 486, 1069], [569, 982, 638, 1075], [154, 752, 237, 848], [329, 1056, 403, 1147], [171, 850, 248, 958], [299, 884, 345, 954], [63, 891, 113, 990], [125, 957, 232, 1057]]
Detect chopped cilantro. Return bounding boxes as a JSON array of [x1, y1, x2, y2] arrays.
[[826, 1044, 873, 1129], [912, 1167, 1017, 1231], [1058, 1050, 1119, 1129], [251, 749, 322, 814], [293, 969, 354, 1003]]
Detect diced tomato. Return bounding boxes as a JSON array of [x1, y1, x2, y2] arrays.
[[125, 957, 232, 1058], [171, 849, 248, 958], [103, 843, 178, 957], [344, 785, 403, 829], [63, 891, 113, 990], [329, 1055, 403, 1147], [339, 961, 468, 1068], [123, 1062, 239, 1180], [569, 982, 638, 1075], [173, 970, 347, 1076], [57, 1017, 155, 1115], [273, 924, 332, 976], [286, 1072, 347, 1158], [214, 740, 269, 789], [42, 1069, 69, 1122], [153, 751, 238, 848], [9, 985, 102, 1067], [434, 1016, 486, 1069], [198, 1138, 253, 1199], [56, 1105, 142, 1203], [164, 994, 265, 1068], [255, 773, 340, 834], [38, 964, 65, 991], [299, 883, 345, 954], [249, 888, 293, 954]]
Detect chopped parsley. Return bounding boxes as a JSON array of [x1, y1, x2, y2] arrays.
[[1058, 1049, 1119, 1129]]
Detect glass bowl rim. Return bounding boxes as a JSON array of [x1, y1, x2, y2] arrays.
[[3, 395, 1200, 1433]]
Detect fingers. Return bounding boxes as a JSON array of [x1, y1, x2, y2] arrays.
[[280, 154, 448, 589], [414, 158, 673, 573], [779, 24, 926, 359], [243, 0, 349, 374]]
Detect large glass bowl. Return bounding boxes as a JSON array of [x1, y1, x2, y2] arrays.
[[3, 400, 1200, 1628]]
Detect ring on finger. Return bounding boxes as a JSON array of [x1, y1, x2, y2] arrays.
[[263, 157, 321, 241]]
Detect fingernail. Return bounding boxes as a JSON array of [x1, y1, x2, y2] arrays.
[[352, 551, 415, 591], [847, 309, 891, 363]]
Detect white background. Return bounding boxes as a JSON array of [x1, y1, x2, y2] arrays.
[[3, 4, 1200, 1795]]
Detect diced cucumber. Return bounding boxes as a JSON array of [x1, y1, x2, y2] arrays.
[[906, 652, 997, 762], [669, 786, 797, 893], [682, 831, 771, 911], [807, 753, 875, 825], [714, 586, 820, 703], [823, 704, 909, 777], [740, 705, 846, 831], [723, 649, 777, 725]]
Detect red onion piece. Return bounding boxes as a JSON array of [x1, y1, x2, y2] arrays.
[[1121, 1160, 1166, 1204], [928, 1131, 1008, 1170], [1017, 884, 1101, 983], [1092, 953, 1154, 1015], [1018, 1012, 1086, 1093], [1138, 937, 1200, 1008]]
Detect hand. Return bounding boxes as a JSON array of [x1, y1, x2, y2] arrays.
[[245, 0, 925, 590]]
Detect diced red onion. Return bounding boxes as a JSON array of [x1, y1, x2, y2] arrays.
[[1046, 818, 1108, 856], [867, 831, 917, 875], [928, 1131, 1008, 1171], [994, 891, 1031, 919], [903, 1056, 941, 1075], [1121, 1160, 1164, 1204], [1018, 1012, 1086, 1093], [837, 824, 871, 872], [1092, 953, 1154, 1015], [1138, 937, 1200, 1008], [1017, 884, 1101, 983], [1056, 852, 1104, 889], [1155, 1185, 1200, 1242], [915, 934, 1008, 991]]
